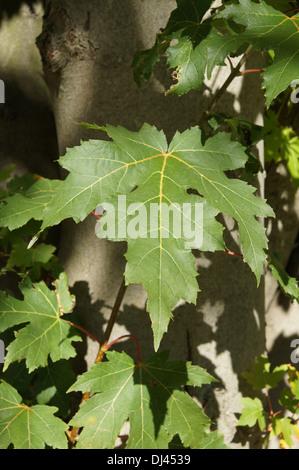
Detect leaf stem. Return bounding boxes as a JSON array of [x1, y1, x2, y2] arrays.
[[284, 7, 299, 15], [239, 68, 264, 75], [67, 278, 127, 447], [64, 320, 101, 344], [266, 386, 273, 417], [218, 250, 243, 258], [95, 278, 127, 363], [91, 210, 101, 219], [103, 334, 142, 362]]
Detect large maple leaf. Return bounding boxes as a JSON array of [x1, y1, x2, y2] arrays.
[[16, 124, 273, 349], [68, 349, 222, 449]]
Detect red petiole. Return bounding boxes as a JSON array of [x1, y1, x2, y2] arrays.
[[103, 334, 142, 362]]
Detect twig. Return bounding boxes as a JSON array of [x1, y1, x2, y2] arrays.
[[199, 45, 253, 126], [95, 278, 127, 363], [67, 278, 127, 447]]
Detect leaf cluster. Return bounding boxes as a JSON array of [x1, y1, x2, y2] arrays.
[[133, 0, 299, 106], [239, 355, 299, 448]]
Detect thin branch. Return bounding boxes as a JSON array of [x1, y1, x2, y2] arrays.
[[198, 45, 253, 126], [67, 277, 127, 447], [95, 278, 127, 363]]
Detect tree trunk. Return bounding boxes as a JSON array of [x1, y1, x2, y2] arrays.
[[1, 0, 298, 448]]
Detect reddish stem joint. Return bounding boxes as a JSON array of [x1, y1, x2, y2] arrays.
[[103, 334, 142, 362], [240, 68, 264, 75]]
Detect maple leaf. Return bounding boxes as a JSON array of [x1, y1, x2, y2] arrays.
[[0, 381, 68, 449], [270, 416, 299, 448], [216, 0, 299, 106], [198, 430, 230, 449], [69, 349, 217, 449], [265, 110, 299, 191], [34, 359, 76, 419], [133, 0, 299, 106], [267, 251, 299, 302], [166, 29, 211, 95], [238, 397, 267, 431], [35, 124, 273, 349], [6, 241, 56, 270], [0, 272, 81, 372], [242, 354, 289, 390], [0, 178, 62, 231], [132, 0, 214, 89]]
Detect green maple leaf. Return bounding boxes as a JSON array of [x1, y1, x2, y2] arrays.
[[217, 0, 299, 106], [134, 0, 299, 106], [267, 251, 299, 302], [0, 272, 81, 372], [6, 241, 56, 270], [198, 430, 230, 449], [161, 0, 215, 95], [132, 0, 214, 89], [161, 0, 214, 40], [238, 397, 267, 431], [280, 367, 299, 412], [0, 381, 68, 449], [265, 111, 299, 191], [69, 349, 217, 449], [242, 355, 288, 390], [35, 124, 273, 349], [0, 178, 62, 231], [34, 359, 76, 418], [270, 416, 299, 448], [166, 27, 212, 95]]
